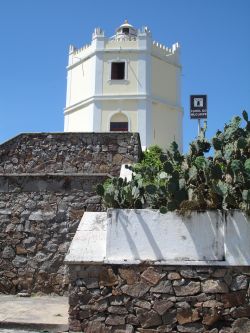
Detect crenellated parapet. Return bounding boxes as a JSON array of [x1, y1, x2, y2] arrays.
[[152, 40, 180, 65], [67, 42, 93, 67], [68, 23, 181, 63], [73, 43, 92, 54]]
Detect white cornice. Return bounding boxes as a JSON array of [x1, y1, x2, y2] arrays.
[[68, 48, 180, 71], [151, 95, 183, 112], [64, 94, 183, 115], [64, 94, 148, 114]]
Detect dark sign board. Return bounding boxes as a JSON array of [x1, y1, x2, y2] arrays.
[[190, 95, 207, 119]]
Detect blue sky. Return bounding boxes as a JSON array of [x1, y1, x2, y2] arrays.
[[0, 0, 249, 152]]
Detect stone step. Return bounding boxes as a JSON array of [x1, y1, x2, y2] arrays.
[[0, 295, 68, 333]]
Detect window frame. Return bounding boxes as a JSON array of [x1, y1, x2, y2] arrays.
[[111, 62, 125, 80], [108, 59, 128, 82]]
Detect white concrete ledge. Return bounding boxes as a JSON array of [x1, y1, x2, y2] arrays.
[[65, 209, 250, 266], [65, 212, 108, 264]]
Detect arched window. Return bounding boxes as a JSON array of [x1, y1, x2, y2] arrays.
[[110, 113, 128, 132]]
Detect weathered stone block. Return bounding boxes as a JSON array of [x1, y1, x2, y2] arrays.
[[230, 305, 250, 318], [202, 300, 223, 308], [162, 309, 177, 325], [174, 282, 201, 296], [85, 321, 109, 333], [232, 318, 250, 333], [16, 245, 28, 254], [119, 268, 139, 285], [141, 267, 163, 286], [105, 315, 125, 326], [68, 318, 82, 332], [152, 300, 174, 315], [180, 269, 197, 279], [99, 268, 118, 287], [23, 237, 36, 247], [2, 246, 15, 259], [230, 275, 248, 291], [12, 256, 27, 268], [220, 291, 246, 308], [201, 280, 228, 294], [121, 282, 150, 298], [108, 306, 128, 315], [212, 268, 227, 278], [126, 314, 140, 326], [177, 308, 200, 325], [134, 300, 151, 310], [150, 280, 173, 294], [29, 210, 56, 221], [112, 324, 134, 333], [202, 307, 221, 326], [176, 301, 191, 309], [79, 309, 92, 320], [136, 308, 162, 328], [168, 272, 181, 280], [177, 323, 205, 333], [157, 325, 174, 332], [0, 209, 11, 215]]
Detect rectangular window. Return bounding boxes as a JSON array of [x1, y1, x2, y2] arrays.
[[110, 122, 128, 131], [111, 62, 125, 80]]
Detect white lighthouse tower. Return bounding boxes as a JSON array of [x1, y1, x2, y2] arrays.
[[64, 21, 183, 150]]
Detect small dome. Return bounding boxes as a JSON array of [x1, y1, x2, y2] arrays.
[[117, 20, 134, 29], [115, 20, 137, 39]]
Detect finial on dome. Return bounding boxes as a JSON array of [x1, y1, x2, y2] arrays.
[[124, 19, 128, 24]]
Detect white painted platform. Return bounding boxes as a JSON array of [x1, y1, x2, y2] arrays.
[[65, 209, 250, 266], [106, 209, 224, 262], [65, 212, 107, 263]]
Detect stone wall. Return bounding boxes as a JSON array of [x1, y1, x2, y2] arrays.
[[0, 132, 141, 176], [68, 264, 250, 333], [0, 132, 142, 295], [0, 175, 107, 295]]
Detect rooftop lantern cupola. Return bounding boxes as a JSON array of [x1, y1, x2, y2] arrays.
[[115, 20, 137, 40]]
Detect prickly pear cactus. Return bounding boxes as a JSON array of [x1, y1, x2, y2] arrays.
[[211, 111, 250, 213], [97, 111, 250, 214]]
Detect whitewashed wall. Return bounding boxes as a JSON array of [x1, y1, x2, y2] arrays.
[[65, 209, 250, 266]]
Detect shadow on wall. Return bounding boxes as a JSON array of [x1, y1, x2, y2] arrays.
[[105, 209, 250, 265]]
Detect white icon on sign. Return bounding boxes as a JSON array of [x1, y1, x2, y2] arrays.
[[194, 98, 203, 107]]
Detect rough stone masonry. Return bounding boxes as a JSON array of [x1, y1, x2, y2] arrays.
[[68, 264, 250, 333], [0, 132, 141, 294]]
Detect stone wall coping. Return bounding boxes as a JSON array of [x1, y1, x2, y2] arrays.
[[0, 173, 112, 177], [65, 209, 250, 266], [0, 132, 141, 149]]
